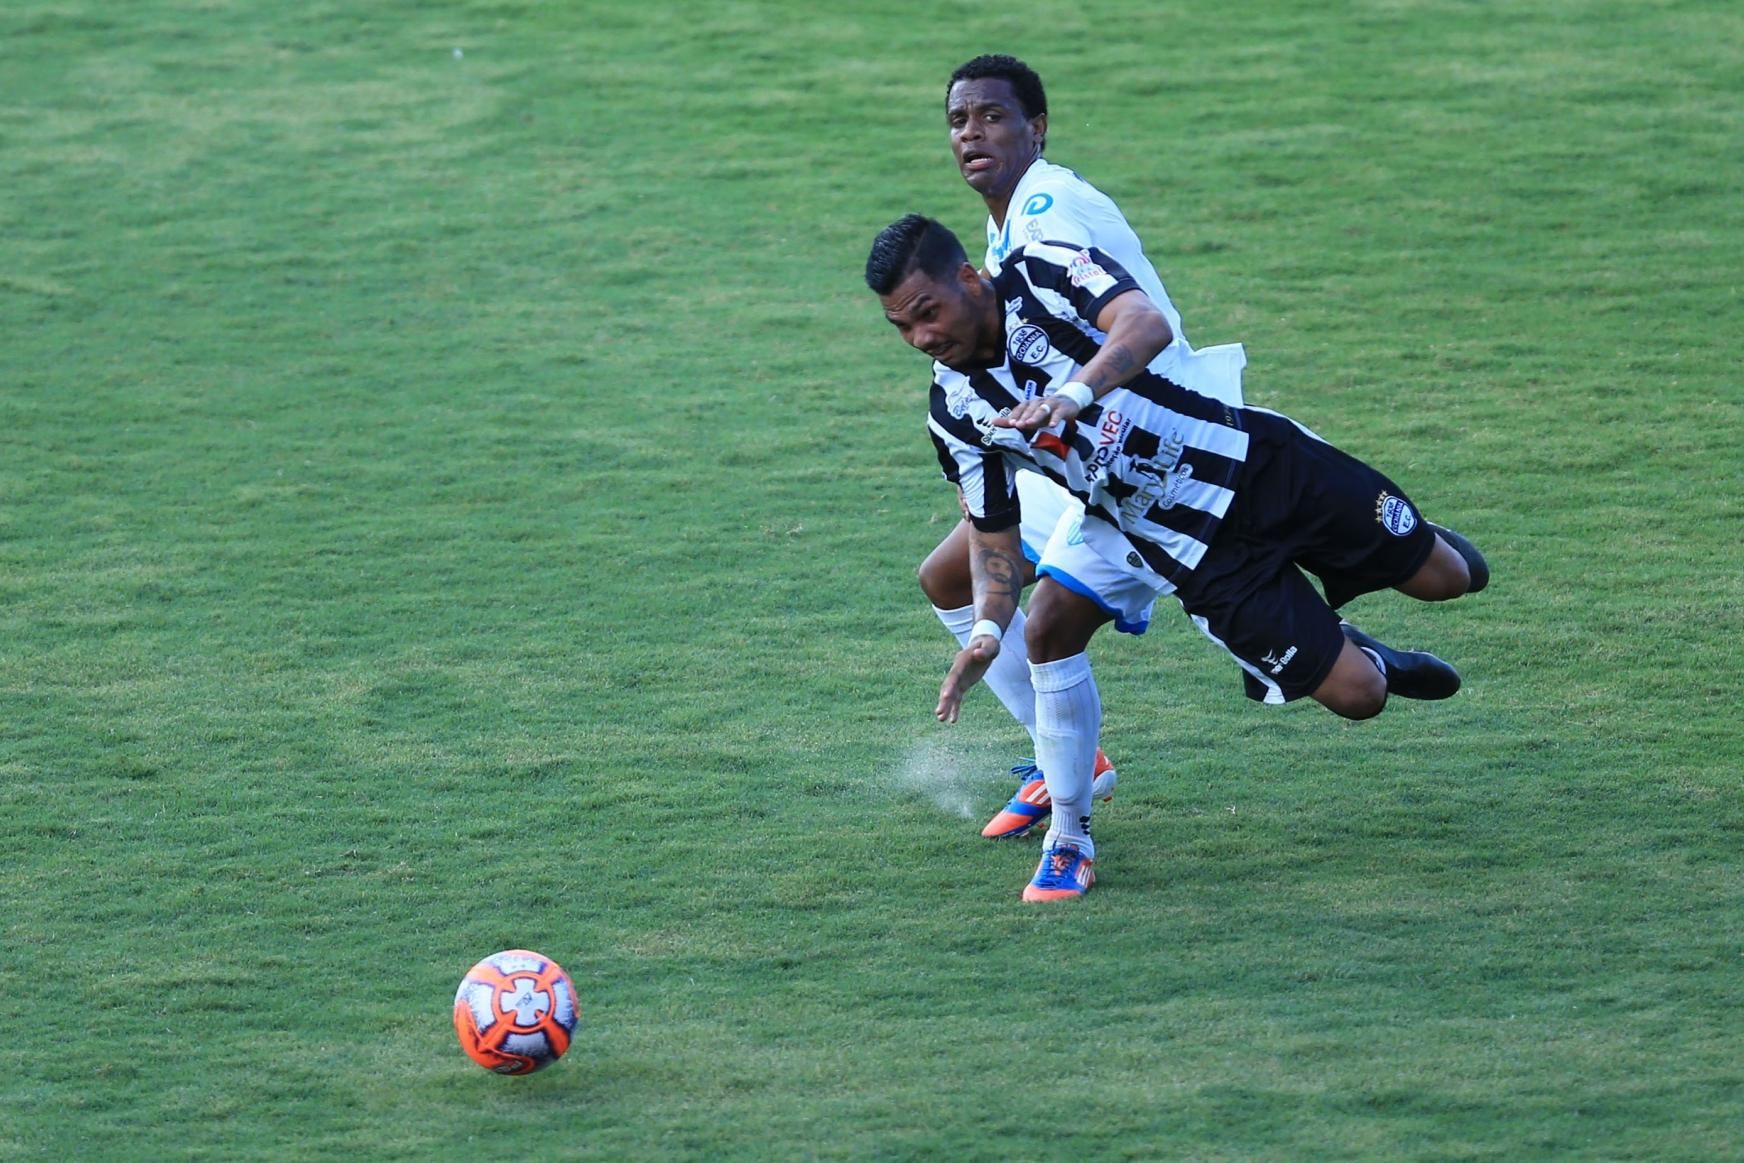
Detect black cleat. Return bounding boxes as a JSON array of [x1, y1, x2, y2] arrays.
[[1428, 522, 1489, 594], [1340, 622, 1462, 700]]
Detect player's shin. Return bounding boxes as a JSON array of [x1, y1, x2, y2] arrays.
[[1029, 653, 1101, 856]]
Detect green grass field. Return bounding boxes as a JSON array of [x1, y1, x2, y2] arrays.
[[4, 1, 1740, 1158]]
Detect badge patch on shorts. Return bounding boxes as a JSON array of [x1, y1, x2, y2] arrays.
[[1376, 492, 1418, 536]]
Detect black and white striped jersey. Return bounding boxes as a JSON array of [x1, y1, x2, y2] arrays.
[[927, 240, 1251, 594], [984, 159, 1192, 381]]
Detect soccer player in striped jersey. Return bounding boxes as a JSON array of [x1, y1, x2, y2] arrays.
[[920, 54, 1250, 841], [866, 215, 1488, 901]]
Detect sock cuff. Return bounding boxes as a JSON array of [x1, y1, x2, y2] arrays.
[[932, 604, 976, 634], [935, 604, 1027, 643], [1029, 652, 1093, 694]]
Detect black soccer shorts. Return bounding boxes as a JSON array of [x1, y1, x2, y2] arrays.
[[1176, 408, 1439, 703]]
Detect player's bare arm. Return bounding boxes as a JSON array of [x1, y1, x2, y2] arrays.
[[997, 290, 1174, 432], [936, 523, 1026, 722]]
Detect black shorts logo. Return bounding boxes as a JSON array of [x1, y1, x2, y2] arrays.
[[1376, 492, 1418, 537]]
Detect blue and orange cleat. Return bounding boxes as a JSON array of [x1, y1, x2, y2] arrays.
[[980, 751, 1117, 840], [1021, 842, 1096, 902]]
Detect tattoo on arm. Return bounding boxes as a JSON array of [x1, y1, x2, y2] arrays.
[[976, 546, 1024, 605], [1083, 342, 1137, 392]]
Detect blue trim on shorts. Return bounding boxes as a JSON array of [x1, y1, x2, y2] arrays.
[[1037, 564, 1150, 635], [1019, 537, 1043, 565]]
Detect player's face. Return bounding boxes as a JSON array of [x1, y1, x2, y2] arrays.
[[880, 264, 999, 369], [947, 78, 1045, 202]]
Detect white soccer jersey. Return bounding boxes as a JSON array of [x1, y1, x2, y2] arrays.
[[928, 240, 1251, 595], [984, 159, 1192, 381]]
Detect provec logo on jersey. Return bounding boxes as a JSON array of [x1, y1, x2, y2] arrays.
[[1008, 325, 1051, 365], [1022, 193, 1054, 216]]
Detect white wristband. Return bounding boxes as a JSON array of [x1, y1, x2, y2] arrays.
[[969, 618, 1004, 643], [1056, 381, 1094, 411]]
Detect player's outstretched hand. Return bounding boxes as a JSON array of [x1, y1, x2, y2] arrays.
[[994, 394, 1081, 434], [936, 637, 1000, 722]]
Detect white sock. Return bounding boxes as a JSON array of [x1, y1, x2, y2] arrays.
[[934, 604, 1037, 745], [1030, 652, 1101, 858]]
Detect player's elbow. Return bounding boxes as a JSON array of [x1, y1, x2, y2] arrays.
[[1110, 295, 1172, 364], [1139, 302, 1173, 354]]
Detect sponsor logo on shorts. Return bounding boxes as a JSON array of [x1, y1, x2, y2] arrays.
[[1262, 646, 1299, 675], [1008, 325, 1051, 365], [1376, 492, 1418, 536]]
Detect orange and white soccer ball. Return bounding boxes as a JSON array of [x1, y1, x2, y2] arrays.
[[452, 949, 579, 1075]]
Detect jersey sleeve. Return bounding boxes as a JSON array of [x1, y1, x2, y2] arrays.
[[927, 385, 1021, 533], [1013, 184, 1100, 252], [1011, 241, 1143, 328]]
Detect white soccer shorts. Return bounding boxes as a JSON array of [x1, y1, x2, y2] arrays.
[[1033, 504, 1161, 635], [1015, 469, 1078, 564]]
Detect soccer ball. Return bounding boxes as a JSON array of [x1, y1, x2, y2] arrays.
[[452, 949, 579, 1075]]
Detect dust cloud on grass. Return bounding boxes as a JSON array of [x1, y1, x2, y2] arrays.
[[883, 731, 1016, 821]]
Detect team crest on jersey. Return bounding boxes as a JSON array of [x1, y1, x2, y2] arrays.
[[1376, 492, 1418, 536], [1067, 249, 1108, 288], [1008, 325, 1051, 365]]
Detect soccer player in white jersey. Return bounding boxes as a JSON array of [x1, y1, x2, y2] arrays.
[[866, 215, 1489, 901], [919, 54, 1248, 842]]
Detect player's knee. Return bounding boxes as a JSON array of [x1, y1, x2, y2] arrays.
[[1315, 664, 1388, 720], [1337, 684, 1388, 720], [1429, 554, 1472, 600], [1024, 609, 1070, 663], [1025, 582, 1103, 663], [916, 547, 970, 608]]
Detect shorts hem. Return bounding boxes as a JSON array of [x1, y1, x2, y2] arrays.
[[1037, 564, 1150, 635]]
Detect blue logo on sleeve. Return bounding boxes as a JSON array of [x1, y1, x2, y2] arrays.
[[1021, 193, 1054, 216]]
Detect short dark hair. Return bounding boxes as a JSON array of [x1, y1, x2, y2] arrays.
[[865, 214, 968, 295], [947, 54, 1048, 123]]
